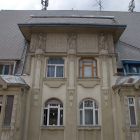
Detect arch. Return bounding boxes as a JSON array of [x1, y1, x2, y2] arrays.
[[44, 98, 63, 107], [79, 98, 99, 126], [43, 98, 63, 126]]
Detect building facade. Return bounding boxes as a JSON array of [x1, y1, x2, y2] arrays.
[[0, 10, 140, 140]]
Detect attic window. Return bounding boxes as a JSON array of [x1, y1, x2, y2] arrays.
[[123, 60, 140, 75], [0, 63, 14, 75]]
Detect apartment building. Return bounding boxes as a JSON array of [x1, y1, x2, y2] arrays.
[[0, 10, 140, 140]]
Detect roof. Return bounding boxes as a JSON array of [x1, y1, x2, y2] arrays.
[[0, 75, 29, 88], [113, 76, 140, 89], [0, 10, 140, 63]]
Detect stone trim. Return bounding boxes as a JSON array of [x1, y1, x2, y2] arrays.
[[41, 126, 64, 130], [77, 78, 100, 88], [78, 126, 101, 130], [43, 78, 67, 88]]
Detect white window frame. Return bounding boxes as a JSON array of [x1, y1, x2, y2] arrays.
[[43, 100, 63, 126], [47, 58, 64, 78], [80, 99, 99, 126], [128, 97, 137, 126]]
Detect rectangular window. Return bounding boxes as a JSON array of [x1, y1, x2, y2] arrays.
[[128, 97, 137, 126], [47, 58, 64, 78], [3, 95, 14, 126], [79, 59, 97, 78], [0, 96, 3, 114], [0, 64, 14, 75], [123, 60, 140, 75]]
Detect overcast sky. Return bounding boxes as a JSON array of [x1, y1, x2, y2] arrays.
[[0, 0, 140, 11]]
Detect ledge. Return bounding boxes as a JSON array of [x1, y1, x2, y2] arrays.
[[41, 125, 64, 130], [43, 78, 67, 88], [78, 125, 101, 130], [130, 126, 140, 132], [77, 78, 100, 88]]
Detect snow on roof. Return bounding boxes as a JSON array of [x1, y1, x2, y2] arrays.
[[114, 76, 140, 88], [0, 75, 26, 85]]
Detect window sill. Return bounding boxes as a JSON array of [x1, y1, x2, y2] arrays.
[[43, 78, 67, 88], [41, 125, 64, 130], [77, 78, 100, 88], [2, 126, 11, 130], [78, 125, 101, 130], [130, 126, 139, 132]]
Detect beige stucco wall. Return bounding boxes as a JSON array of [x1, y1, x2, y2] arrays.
[[2, 31, 137, 140]]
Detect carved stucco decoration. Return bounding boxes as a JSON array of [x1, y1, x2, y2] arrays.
[[30, 33, 46, 53], [44, 78, 66, 88], [98, 33, 108, 54], [69, 90, 74, 106], [78, 78, 100, 88], [67, 33, 77, 55]]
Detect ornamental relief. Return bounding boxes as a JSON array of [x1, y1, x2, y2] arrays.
[[67, 33, 77, 54], [98, 33, 109, 54]]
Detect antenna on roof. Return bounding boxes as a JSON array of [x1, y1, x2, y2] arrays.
[[41, 0, 49, 10], [128, 0, 135, 12], [94, 0, 103, 11]]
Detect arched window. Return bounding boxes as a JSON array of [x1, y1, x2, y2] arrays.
[[79, 99, 99, 126], [79, 58, 97, 78], [43, 99, 63, 126]]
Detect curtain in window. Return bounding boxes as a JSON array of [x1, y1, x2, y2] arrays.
[[47, 66, 55, 77]]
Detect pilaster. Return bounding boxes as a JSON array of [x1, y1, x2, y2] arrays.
[[65, 33, 77, 140], [99, 33, 115, 140], [27, 35, 46, 140]]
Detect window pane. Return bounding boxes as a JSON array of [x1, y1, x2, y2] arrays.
[[129, 106, 136, 125], [48, 58, 64, 64], [80, 110, 83, 125], [0, 65, 3, 74], [84, 66, 92, 77], [128, 98, 134, 104], [85, 109, 93, 125], [95, 110, 98, 125], [4, 95, 14, 126], [43, 109, 48, 125], [4, 65, 10, 75], [49, 108, 58, 125], [47, 66, 55, 77], [0, 96, 2, 114], [60, 110, 63, 125], [56, 66, 63, 77], [84, 100, 93, 107]]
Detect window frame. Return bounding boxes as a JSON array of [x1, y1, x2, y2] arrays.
[[79, 58, 97, 78], [79, 99, 99, 126], [3, 95, 14, 127], [0, 95, 3, 114], [43, 99, 63, 126], [123, 60, 140, 75], [46, 58, 64, 78], [0, 61, 16, 75], [127, 97, 137, 126]]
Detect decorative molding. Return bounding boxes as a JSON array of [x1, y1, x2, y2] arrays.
[[44, 78, 66, 88], [67, 33, 77, 55], [98, 33, 109, 55], [77, 78, 100, 88]]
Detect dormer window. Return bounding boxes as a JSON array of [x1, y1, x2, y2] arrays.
[[0, 62, 15, 75], [123, 60, 140, 75]]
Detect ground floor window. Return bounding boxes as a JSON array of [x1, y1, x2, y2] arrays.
[[43, 99, 63, 126], [128, 97, 137, 126], [3, 95, 14, 126], [80, 99, 99, 126]]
